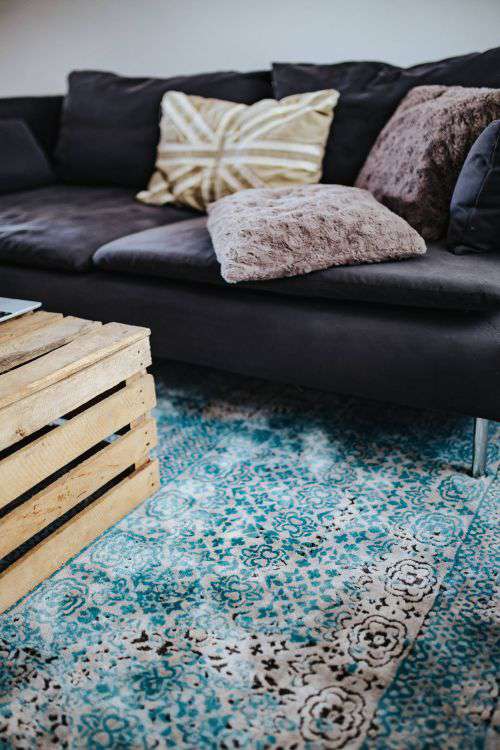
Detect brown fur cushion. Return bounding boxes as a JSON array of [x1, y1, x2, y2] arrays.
[[355, 85, 500, 240], [207, 184, 426, 283]]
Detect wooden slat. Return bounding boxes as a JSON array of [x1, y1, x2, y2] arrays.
[[0, 337, 151, 451], [0, 460, 160, 614], [0, 419, 157, 558], [126, 371, 151, 468], [0, 322, 150, 410], [0, 316, 100, 374], [0, 374, 156, 507], [0, 311, 63, 341]]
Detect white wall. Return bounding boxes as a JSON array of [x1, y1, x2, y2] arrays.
[[1, 0, 499, 96]]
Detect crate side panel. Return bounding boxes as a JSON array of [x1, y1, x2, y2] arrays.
[[0, 374, 156, 507], [0, 337, 151, 452], [0, 460, 160, 614], [0, 418, 157, 558]]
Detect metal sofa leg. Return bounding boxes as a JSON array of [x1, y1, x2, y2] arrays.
[[472, 418, 489, 477]]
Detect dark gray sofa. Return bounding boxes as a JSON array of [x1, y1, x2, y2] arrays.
[[0, 91, 499, 476]]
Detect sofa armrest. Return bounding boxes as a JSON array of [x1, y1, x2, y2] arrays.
[[0, 95, 63, 159]]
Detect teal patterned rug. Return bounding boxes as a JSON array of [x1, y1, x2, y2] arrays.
[[0, 362, 498, 749]]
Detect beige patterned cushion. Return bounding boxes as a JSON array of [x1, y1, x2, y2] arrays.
[[137, 89, 338, 211]]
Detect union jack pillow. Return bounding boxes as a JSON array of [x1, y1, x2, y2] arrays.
[[137, 88, 338, 211]]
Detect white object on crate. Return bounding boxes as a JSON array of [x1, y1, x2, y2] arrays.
[[0, 297, 41, 323]]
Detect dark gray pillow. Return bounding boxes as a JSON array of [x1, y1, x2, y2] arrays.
[[448, 120, 500, 254], [55, 69, 273, 189], [0, 119, 54, 194]]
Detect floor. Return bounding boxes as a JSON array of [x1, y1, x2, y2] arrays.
[[0, 361, 498, 749]]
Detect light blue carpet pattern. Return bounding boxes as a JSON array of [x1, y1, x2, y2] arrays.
[[0, 362, 498, 749]]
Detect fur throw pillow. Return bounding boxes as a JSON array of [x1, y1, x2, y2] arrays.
[[355, 85, 500, 240], [207, 184, 426, 283]]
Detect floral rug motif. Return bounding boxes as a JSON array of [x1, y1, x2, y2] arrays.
[[0, 361, 498, 749]]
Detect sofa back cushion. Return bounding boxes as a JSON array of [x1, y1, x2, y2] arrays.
[[272, 46, 500, 186], [55, 69, 274, 189], [0, 96, 63, 158], [447, 120, 500, 254], [0, 119, 55, 194]]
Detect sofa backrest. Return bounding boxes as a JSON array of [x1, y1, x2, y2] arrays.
[[0, 96, 63, 159], [54, 69, 274, 189]]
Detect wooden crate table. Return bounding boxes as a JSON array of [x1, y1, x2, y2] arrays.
[[0, 311, 160, 614]]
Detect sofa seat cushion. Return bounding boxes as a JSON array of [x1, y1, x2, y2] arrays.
[[94, 217, 218, 282], [0, 185, 197, 272], [93, 217, 500, 311]]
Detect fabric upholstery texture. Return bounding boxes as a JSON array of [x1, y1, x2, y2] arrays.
[[356, 85, 500, 240], [0, 119, 55, 194], [0, 185, 197, 272], [93, 216, 500, 311], [0, 95, 63, 158], [272, 46, 500, 186], [448, 119, 500, 254], [2, 263, 499, 420], [137, 89, 338, 211], [94, 217, 218, 283], [55, 69, 274, 188], [206, 185, 425, 283]]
